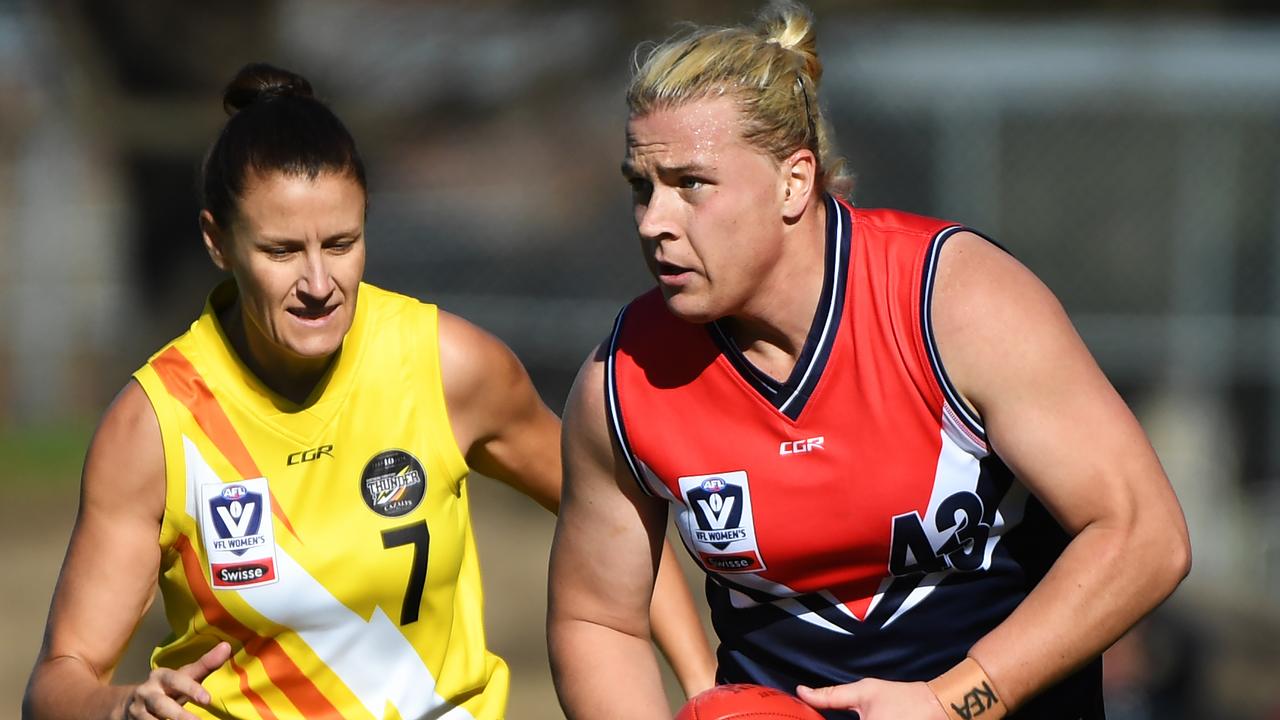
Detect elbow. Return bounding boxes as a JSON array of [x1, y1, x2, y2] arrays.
[[1138, 510, 1192, 604], [1167, 518, 1192, 590]]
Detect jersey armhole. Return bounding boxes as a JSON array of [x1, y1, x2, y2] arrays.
[[422, 303, 471, 495], [604, 305, 658, 498], [132, 366, 184, 552], [918, 225, 994, 453]]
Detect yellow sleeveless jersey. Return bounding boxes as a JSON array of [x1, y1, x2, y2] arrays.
[[133, 281, 509, 719]]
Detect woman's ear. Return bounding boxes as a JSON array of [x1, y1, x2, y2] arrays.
[[200, 210, 231, 271], [782, 148, 817, 221]]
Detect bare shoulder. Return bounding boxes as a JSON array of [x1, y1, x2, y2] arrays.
[[561, 344, 616, 470], [931, 231, 1088, 416], [563, 345, 608, 430], [437, 309, 527, 398], [436, 309, 543, 452], [83, 380, 166, 519], [931, 231, 1067, 339]]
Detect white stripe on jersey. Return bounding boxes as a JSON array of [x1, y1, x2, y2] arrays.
[[779, 196, 846, 414], [183, 439, 474, 720]]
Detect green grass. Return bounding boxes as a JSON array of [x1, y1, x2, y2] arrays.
[[0, 421, 95, 493]]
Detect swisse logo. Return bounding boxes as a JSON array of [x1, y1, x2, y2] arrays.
[[213, 562, 273, 585], [702, 553, 758, 572]]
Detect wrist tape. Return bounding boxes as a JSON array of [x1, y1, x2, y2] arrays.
[[926, 656, 1006, 720]]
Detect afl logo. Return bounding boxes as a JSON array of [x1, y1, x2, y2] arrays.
[[221, 485, 247, 501], [360, 449, 427, 518], [686, 476, 746, 550]]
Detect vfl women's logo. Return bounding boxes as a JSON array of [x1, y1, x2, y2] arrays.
[[360, 449, 427, 518], [209, 485, 263, 556], [198, 478, 279, 589], [687, 477, 746, 550], [677, 471, 766, 574]]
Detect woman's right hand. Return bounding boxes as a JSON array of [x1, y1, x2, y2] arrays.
[[119, 642, 231, 720]]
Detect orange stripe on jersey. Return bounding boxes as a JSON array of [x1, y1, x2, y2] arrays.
[[230, 654, 280, 720], [176, 535, 341, 718], [153, 346, 301, 542]]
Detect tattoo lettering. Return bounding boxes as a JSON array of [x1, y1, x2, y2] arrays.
[[950, 681, 999, 719]]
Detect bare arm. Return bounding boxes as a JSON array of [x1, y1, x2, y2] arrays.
[[800, 233, 1189, 718], [440, 315, 714, 697], [937, 233, 1190, 708], [23, 382, 231, 720], [547, 351, 676, 718]]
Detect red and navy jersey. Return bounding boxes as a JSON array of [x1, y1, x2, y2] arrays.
[[607, 195, 1103, 719]]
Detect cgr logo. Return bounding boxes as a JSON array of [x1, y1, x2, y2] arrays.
[[288, 444, 333, 465], [780, 436, 824, 455]]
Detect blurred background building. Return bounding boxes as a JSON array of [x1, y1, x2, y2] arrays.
[[2, 0, 1279, 718]]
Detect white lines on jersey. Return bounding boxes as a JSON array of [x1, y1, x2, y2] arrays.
[[877, 429, 984, 624], [921, 226, 986, 437], [861, 578, 893, 624], [778, 196, 845, 414], [817, 589, 864, 623], [183, 443, 473, 720], [881, 570, 948, 629], [606, 306, 654, 497], [640, 459, 680, 504], [726, 587, 854, 636], [246, 552, 473, 720], [721, 570, 807, 602], [183, 435, 206, 521], [982, 480, 1030, 570], [942, 402, 988, 457], [779, 598, 855, 635]]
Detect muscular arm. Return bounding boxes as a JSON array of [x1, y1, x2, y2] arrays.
[[934, 233, 1190, 710], [800, 233, 1190, 719], [24, 382, 228, 720], [547, 352, 678, 719], [439, 315, 714, 698]]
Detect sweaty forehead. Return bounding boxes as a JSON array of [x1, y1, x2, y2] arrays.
[[624, 97, 744, 170]]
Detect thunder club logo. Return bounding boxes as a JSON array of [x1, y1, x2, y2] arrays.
[[360, 449, 427, 518], [677, 470, 766, 574], [198, 478, 279, 590]]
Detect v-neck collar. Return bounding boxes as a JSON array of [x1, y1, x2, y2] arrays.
[[707, 194, 851, 421], [189, 279, 369, 439]]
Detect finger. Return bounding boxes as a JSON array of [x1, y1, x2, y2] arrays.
[[142, 690, 199, 720], [178, 641, 233, 687], [157, 667, 213, 707], [796, 681, 866, 710], [126, 694, 165, 720]]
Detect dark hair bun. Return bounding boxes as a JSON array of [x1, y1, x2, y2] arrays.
[[222, 62, 314, 116]]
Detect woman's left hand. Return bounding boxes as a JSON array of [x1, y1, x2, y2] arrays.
[[797, 678, 949, 720]]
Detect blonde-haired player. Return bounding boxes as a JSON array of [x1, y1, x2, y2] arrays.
[[548, 3, 1189, 719]]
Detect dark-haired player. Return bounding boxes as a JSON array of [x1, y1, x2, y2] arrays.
[[24, 63, 714, 720]]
